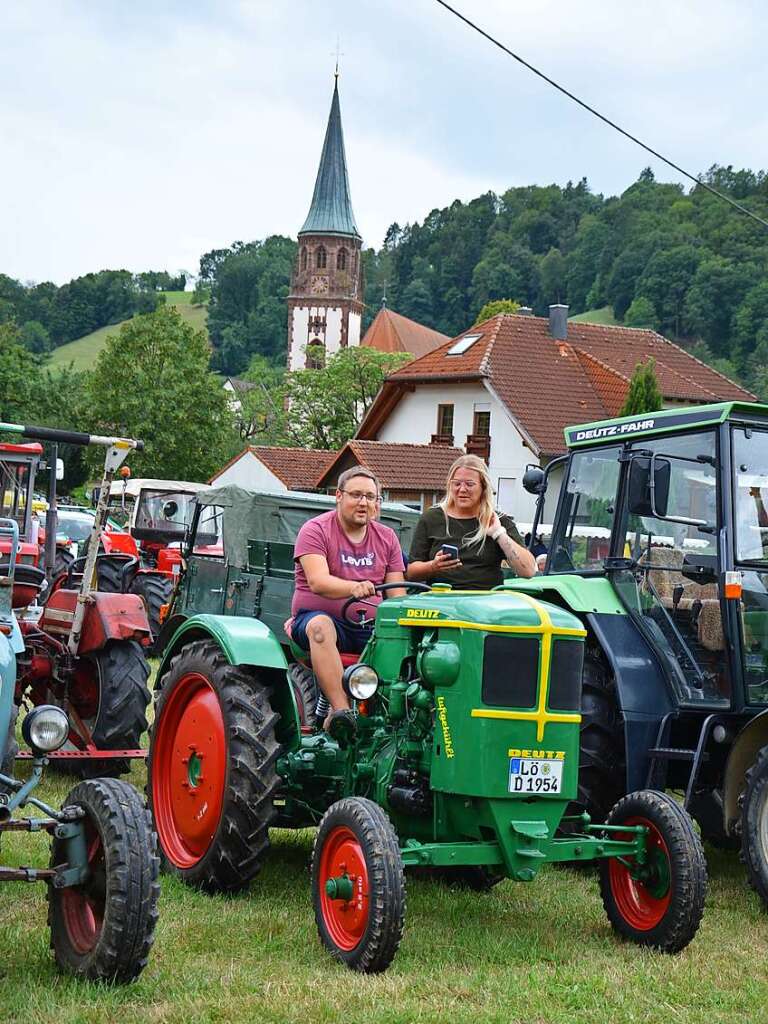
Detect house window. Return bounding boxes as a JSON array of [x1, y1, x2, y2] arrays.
[[337, 247, 347, 271], [473, 410, 491, 436], [437, 404, 454, 436], [306, 341, 325, 369], [316, 246, 327, 269], [300, 247, 308, 271]]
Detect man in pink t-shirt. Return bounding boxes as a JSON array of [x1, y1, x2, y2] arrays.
[[290, 468, 405, 736]]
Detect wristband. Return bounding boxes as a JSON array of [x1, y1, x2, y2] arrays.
[[490, 526, 504, 541]]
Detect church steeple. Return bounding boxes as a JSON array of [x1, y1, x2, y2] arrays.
[[299, 79, 360, 239]]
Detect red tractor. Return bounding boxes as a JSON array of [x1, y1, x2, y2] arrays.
[[0, 421, 151, 776], [95, 477, 212, 649]]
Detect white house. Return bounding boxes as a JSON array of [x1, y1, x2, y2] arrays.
[[210, 446, 334, 492], [356, 306, 754, 524]]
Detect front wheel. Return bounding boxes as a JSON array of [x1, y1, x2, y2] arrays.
[[48, 777, 160, 982], [599, 789, 706, 953], [740, 743, 768, 906], [312, 797, 406, 973], [147, 639, 281, 893]]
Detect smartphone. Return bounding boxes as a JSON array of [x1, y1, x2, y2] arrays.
[[439, 544, 459, 560]]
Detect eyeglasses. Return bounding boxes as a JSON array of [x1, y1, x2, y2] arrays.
[[342, 490, 379, 504], [450, 479, 479, 491]]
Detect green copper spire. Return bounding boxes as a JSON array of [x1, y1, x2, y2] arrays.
[[299, 78, 361, 239]]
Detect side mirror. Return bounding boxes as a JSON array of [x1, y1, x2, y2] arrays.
[[523, 466, 546, 495], [55, 458, 64, 482], [162, 500, 179, 520], [628, 456, 670, 517]]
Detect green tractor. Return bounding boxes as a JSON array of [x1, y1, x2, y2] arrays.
[[147, 486, 707, 971], [507, 400, 768, 904]]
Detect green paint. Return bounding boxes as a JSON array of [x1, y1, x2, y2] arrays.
[[188, 752, 202, 789], [325, 876, 354, 901]]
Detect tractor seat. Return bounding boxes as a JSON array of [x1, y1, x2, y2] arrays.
[[0, 562, 46, 609]]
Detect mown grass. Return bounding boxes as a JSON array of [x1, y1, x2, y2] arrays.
[[49, 292, 208, 372], [3, 744, 768, 1024], [569, 307, 618, 326]]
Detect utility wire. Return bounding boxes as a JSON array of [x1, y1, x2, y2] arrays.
[[434, 0, 768, 231]]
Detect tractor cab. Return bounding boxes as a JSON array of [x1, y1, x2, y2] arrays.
[[538, 403, 768, 716], [0, 441, 42, 564]]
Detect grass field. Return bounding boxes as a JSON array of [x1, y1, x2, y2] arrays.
[[49, 292, 208, 373], [569, 307, 618, 326], [2, 740, 768, 1024]]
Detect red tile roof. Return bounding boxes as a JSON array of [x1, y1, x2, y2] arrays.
[[361, 308, 449, 359], [316, 440, 465, 491], [210, 446, 335, 490], [363, 313, 755, 456]]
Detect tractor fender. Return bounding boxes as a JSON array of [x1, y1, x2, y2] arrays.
[[157, 614, 301, 751], [40, 589, 151, 653], [723, 710, 768, 832], [101, 531, 139, 558]]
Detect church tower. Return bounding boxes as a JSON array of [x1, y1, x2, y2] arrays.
[[287, 77, 364, 371]]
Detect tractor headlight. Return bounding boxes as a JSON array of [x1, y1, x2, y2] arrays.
[[342, 664, 380, 701], [22, 705, 69, 753]]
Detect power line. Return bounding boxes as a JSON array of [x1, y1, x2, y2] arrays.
[[434, 0, 768, 231]]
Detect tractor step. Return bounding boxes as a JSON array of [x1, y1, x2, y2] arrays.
[[648, 747, 709, 762]]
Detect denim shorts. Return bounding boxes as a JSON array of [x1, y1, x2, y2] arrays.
[[291, 609, 372, 655]]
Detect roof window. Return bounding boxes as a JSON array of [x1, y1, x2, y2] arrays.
[[447, 334, 481, 356]]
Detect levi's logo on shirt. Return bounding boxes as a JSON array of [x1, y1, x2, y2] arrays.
[[341, 551, 375, 568]]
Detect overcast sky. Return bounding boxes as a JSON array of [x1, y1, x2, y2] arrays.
[[3, 1, 767, 284]]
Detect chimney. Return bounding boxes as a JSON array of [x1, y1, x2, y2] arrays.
[[549, 304, 569, 340], [517, 306, 534, 316]]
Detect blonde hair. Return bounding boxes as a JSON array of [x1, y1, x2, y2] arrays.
[[439, 454, 495, 547]]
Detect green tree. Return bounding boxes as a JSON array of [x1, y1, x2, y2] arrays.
[[19, 319, 51, 354], [285, 346, 410, 449], [86, 306, 235, 480], [539, 247, 567, 304], [619, 358, 663, 416], [236, 356, 289, 444], [474, 298, 520, 324], [624, 296, 659, 330], [0, 323, 45, 422]]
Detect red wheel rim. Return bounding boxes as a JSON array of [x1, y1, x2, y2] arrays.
[[318, 826, 370, 951], [151, 671, 227, 868], [608, 815, 672, 930], [60, 820, 105, 954]]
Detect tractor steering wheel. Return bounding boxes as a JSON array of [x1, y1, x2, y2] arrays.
[[340, 581, 431, 628]]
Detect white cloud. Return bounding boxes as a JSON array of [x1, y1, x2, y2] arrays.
[[1, 0, 767, 282]]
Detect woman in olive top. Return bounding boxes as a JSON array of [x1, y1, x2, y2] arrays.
[[407, 455, 537, 589]]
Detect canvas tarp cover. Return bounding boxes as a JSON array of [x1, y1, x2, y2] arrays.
[[198, 485, 419, 569]]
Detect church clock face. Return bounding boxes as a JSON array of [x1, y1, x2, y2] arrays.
[[310, 274, 329, 296]]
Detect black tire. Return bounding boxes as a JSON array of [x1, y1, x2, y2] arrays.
[[572, 649, 626, 824], [288, 662, 319, 730], [52, 548, 74, 581], [147, 638, 281, 893], [600, 789, 707, 953], [57, 640, 150, 779], [740, 743, 768, 906], [48, 777, 160, 982], [96, 556, 130, 594], [129, 573, 173, 653], [312, 797, 406, 973]]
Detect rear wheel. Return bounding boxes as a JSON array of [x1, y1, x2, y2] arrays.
[[312, 797, 405, 973], [52, 548, 74, 581], [129, 573, 173, 653], [600, 789, 707, 953], [147, 639, 281, 893], [57, 640, 150, 778], [572, 649, 625, 824], [48, 777, 159, 982], [288, 662, 319, 730], [740, 743, 768, 906]]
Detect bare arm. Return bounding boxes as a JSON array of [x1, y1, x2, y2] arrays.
[[383, 570, 406, 598], [406, 550, 462, 581], [490, 514, 537, 578], [299, 553, 375, 599]]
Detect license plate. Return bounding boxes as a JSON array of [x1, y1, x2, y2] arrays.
[[508, 757, 563, 794]]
